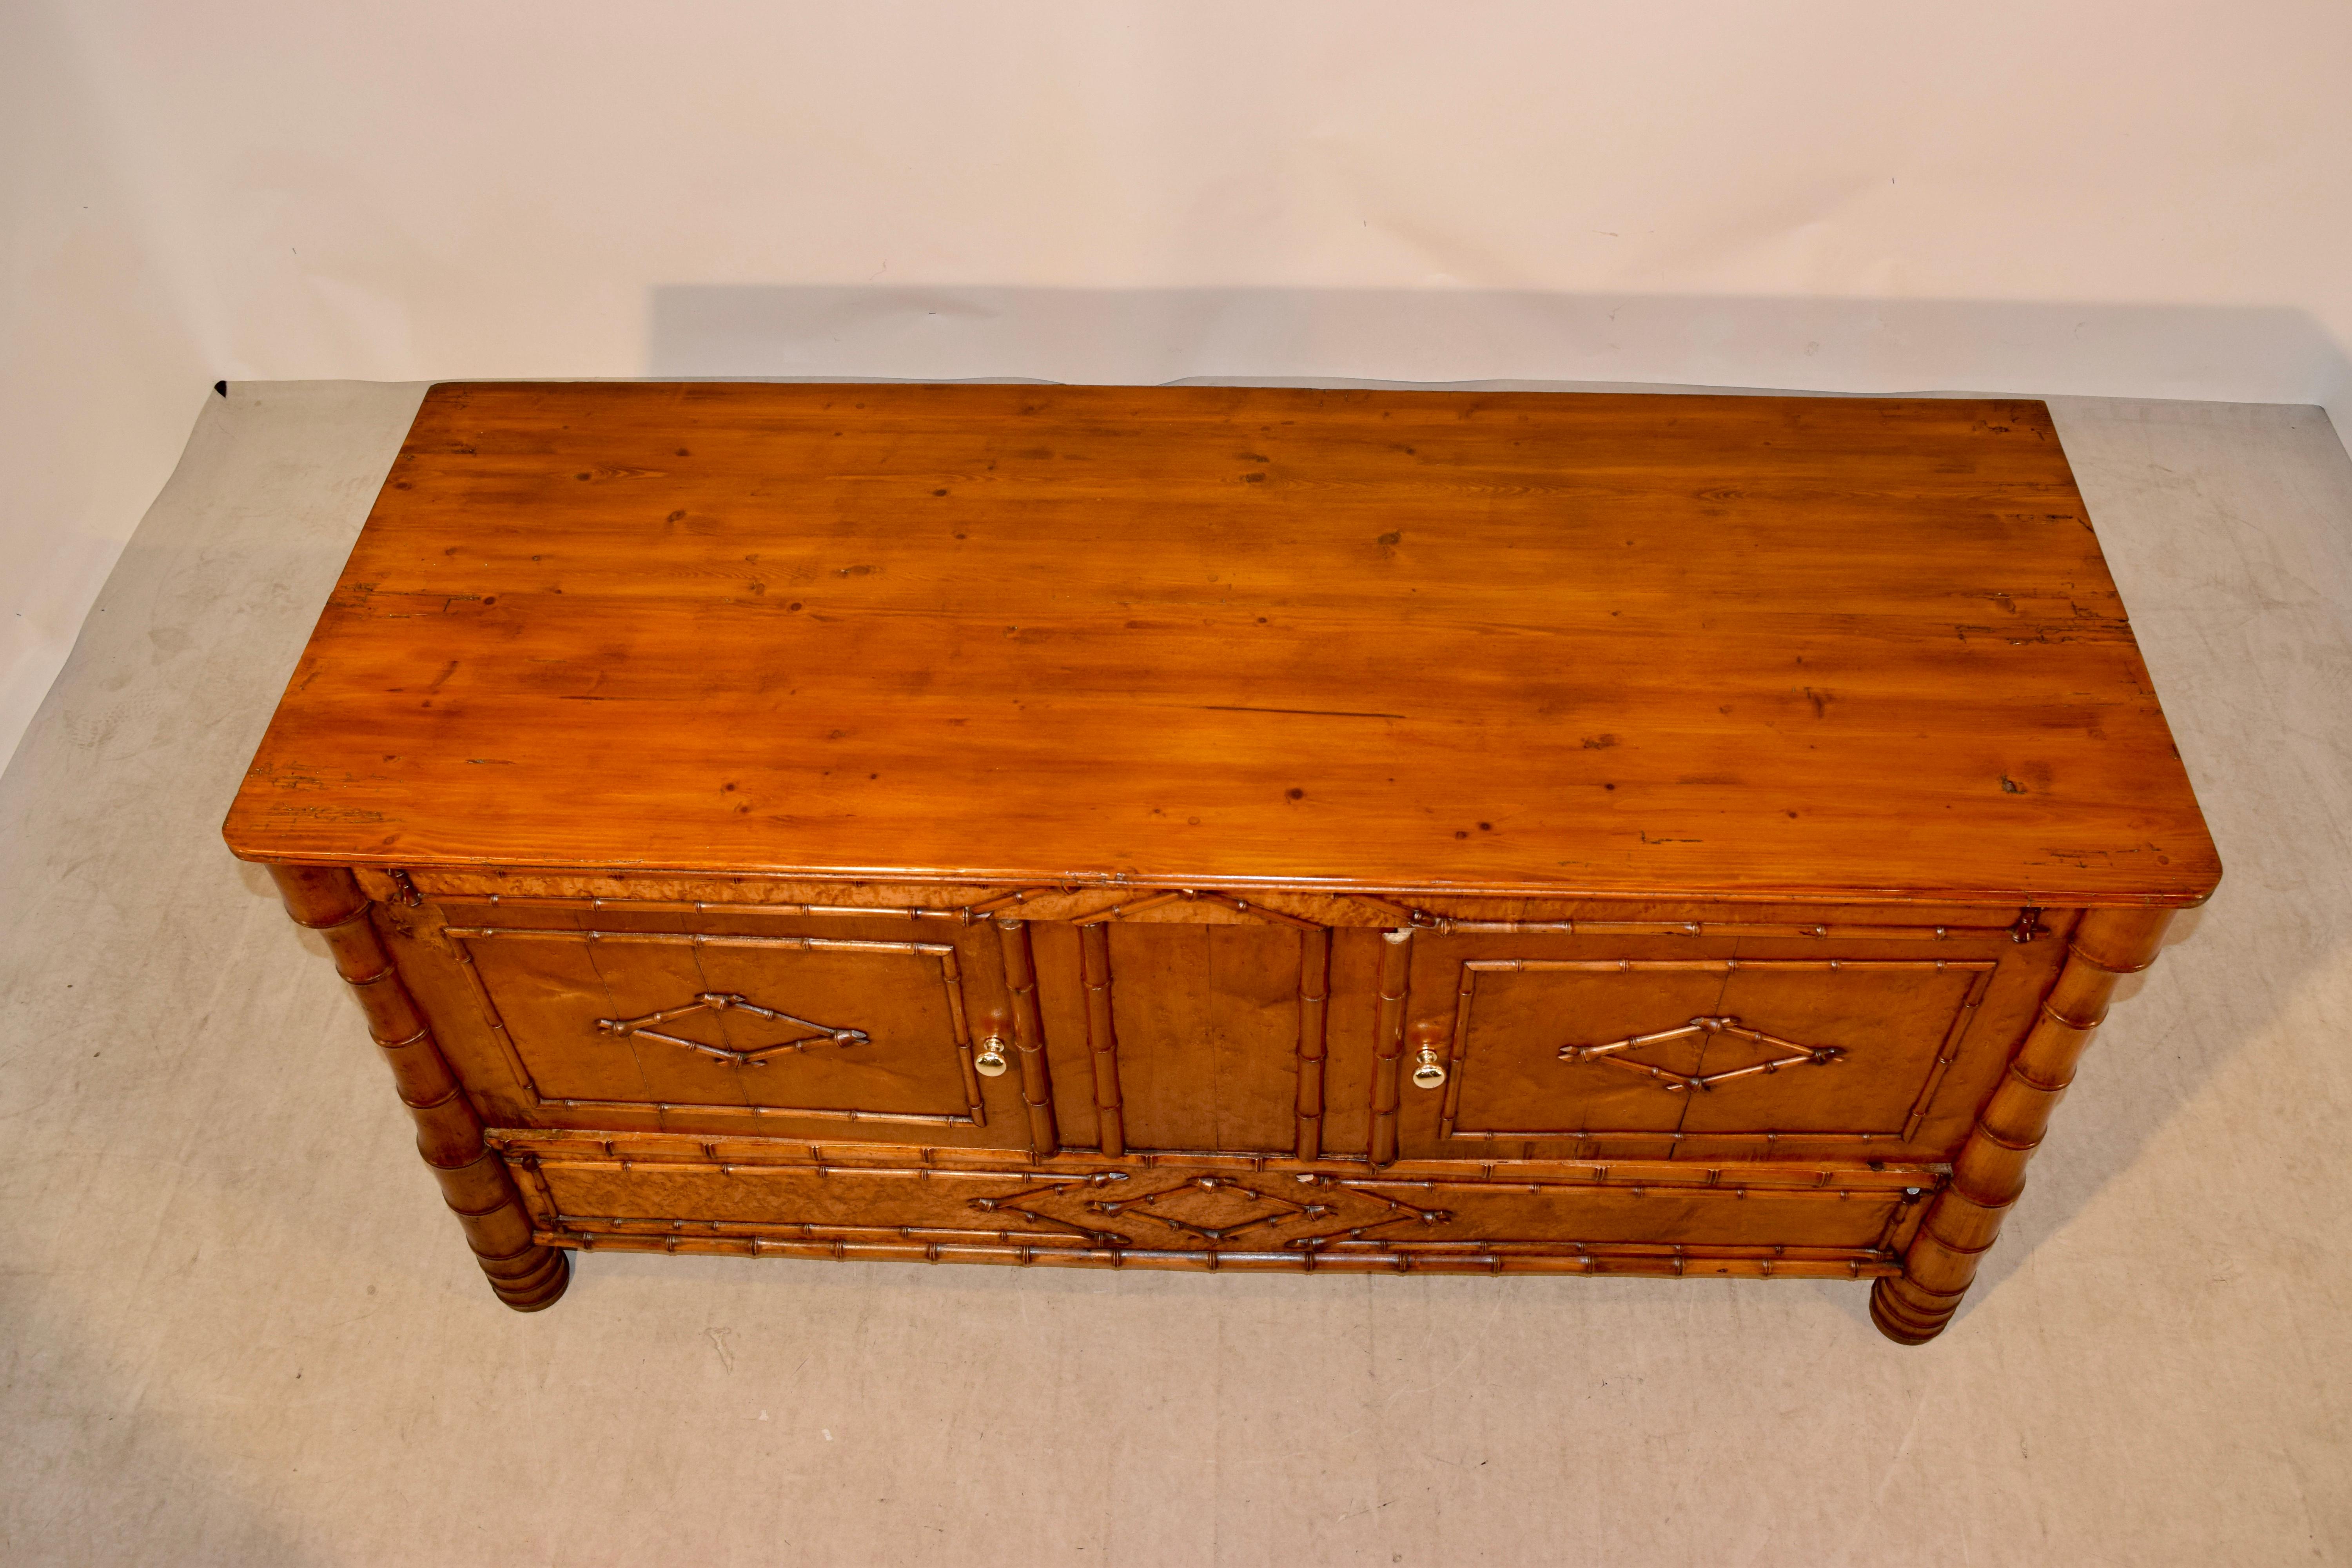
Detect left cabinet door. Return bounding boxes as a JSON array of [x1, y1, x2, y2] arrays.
[[396, 900, 1028, 1147]]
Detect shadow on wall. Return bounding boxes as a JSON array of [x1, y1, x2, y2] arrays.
[[647, 287, 2352, 430]]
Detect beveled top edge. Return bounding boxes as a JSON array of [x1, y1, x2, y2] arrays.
[[221, 844, 2220, 911]]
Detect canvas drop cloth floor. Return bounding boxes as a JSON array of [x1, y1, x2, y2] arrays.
[[3, 382, 2349, 1565]]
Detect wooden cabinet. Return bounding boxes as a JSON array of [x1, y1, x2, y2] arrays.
[[226, 383, 2218, 1340]]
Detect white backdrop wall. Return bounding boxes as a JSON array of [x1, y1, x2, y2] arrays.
[[6, 0, 2350, 772]]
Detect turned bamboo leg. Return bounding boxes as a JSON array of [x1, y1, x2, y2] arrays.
[[267, 865, 569, 1312], [1871, 906, 2172, 1345]]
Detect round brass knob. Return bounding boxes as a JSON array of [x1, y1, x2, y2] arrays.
[[974, 1038, 1011, 1077], [1411, 1049, 1448, 1090]]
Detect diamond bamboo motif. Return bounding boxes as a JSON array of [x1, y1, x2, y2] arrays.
[[1559, 1014, 1843, 1092], [595, 991, 869, 1065]]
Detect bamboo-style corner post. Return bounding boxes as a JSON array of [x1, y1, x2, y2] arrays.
[[994, 915, 1060, 1156], [1871, 906, 2173, 1345], [267, 865, 570, 1312], [1368, 927, 1415, 1167]]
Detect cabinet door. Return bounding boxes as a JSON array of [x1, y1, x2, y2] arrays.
[[1389, 929, 2049, 1163], [440, 911, 1021, 1146]]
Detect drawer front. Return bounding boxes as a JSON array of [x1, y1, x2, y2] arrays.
[[499, 1138, 1916, 1276], [444, 920, 1000, 1135]]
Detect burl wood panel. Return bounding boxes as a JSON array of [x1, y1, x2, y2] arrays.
[[227, 385, 2220, 1339]]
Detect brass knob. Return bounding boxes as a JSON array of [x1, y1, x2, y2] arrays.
[[974, 1037, 1010, 1077], [1412, 1047, 1448, 1090]]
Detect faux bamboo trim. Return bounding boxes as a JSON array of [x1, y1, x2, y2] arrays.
[[443, 926, 955, 956], [1465, 958, 1997, 974], [1369, 928, 1414, 1167], [528, 1229, 1904, 1279], [433, 896, 969, 920], [1434, 1126, 1909, 1144], [1049, 890, 1189, 923], [961, 887, 1062, 920], [1406, 915, 2026, 941], [1188, 891, 1325, 929], [485, 1127, 1946, 1189], [397, 880, 2062, 945], [1900, 964, 1996, 1141], [1078, 922, 1126, 1158], [538, 1097, 980, 1125], [518, 1155, 1922, 1201], [995, 916, 1059, 1155], [1294, 926, 1332, 1161]]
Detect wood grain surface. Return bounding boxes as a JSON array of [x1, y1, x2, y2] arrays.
[[222, 382, 2220, 906]]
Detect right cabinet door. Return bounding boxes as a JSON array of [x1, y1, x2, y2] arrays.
[[1395, 926, 2068, 1164]]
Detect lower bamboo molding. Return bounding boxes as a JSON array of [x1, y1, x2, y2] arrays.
[[537, 1228, 1902, 1278]]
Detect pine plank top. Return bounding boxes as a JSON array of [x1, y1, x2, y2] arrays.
[[223, 382, 2220, 906]]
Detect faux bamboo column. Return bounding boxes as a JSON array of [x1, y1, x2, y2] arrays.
[[994, 915, 1060, 1156], [1294, 926, 1332, 1161], [267, 865, 569, 1311], [1871, 906, 2173, 1345], [1078, 922, 1125, 1158], [1368, 928, 1415, 1167]]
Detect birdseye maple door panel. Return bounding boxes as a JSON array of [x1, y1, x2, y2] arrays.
[[1390, 922, 2069, 1164], [381, 898, 1031, 1149]]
